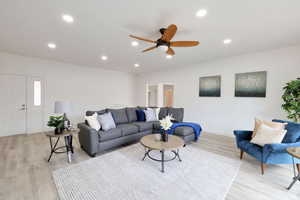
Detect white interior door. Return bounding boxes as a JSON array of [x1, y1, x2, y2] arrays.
[[26, 76, 44, 133], [0, 74, 27, 136]]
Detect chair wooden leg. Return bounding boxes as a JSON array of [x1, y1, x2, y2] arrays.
[[261, 163, 266, 175], [297, 164, 300, 173], [240, 150, 244, 160]]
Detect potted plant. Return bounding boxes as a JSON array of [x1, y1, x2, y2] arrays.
[[282, 78, 300, 122], [159, 115, 174, 142], [47, 116, 64, 134]]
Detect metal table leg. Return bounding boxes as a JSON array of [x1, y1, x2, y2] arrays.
[[64, 135, 72, 163], [287, 157, 300, 190], [47, 137, 60, 162], [142, 148, 150, 161], [161, 150, 165, 173]]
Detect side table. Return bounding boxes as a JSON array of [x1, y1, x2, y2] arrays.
[[287, 147, 300, 190], [45, 130, 76, 163]]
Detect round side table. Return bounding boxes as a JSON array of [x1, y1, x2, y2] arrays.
[[287, 147, 300, 190], [45, 130, 76, 163]]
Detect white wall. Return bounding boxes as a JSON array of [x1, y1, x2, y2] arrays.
[[0, 52, 135, 132], [135, 46, 300, 135]]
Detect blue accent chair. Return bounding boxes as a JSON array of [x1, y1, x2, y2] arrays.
[[234, 119, 300, 175]]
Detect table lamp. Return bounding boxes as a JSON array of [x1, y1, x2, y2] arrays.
[[54, 101, 71, 129]]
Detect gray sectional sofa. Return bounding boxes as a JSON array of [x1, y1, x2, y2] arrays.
[[78, 107, 196, 157]]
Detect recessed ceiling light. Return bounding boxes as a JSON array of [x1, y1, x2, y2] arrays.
[[223, 38, 232, 44], [101, 55, 108, 61], [47, 43, 56, 49], [62, 14, 74, 23], [131, 41, 139, 47], [196, 9, 207, 18], [134, 63, 140, 68], [166, 55, 173, 59]]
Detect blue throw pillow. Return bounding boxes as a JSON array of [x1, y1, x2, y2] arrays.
[[272, 119, 300, 143], [136, 109, 146, 121]]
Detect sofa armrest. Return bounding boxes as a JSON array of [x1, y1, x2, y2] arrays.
[[233, 130, 253, 141], [263, 142, 300, 153], [77, 123, 99, 157]]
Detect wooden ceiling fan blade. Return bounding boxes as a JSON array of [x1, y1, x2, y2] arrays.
[[129, 35, 156, 43], [166, 47, 175, 55], [142, 46, 157, 53], [170, 41, 200, 47], [161, 24, 177, 42]]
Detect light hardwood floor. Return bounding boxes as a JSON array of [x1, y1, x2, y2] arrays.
[[0, 132, 299, 200]]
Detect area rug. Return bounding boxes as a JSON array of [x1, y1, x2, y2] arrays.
[[52, 143, 241, 200]]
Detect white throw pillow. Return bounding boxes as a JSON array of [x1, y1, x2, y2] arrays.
[[98, 112, 116, 131], [153, 107, 160, 120], [250, 124, 287, 147], [145, 108, 158, 122], [85, 113, 101, 131]]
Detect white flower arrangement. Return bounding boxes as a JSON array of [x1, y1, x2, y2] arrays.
[[159, 115, 174, 131]]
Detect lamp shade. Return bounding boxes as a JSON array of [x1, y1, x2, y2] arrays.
[[54, 101, 71, 114]]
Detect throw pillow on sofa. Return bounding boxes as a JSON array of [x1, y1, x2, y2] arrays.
[[85, 113, 101, 131], [98, 112, 116, 131], [136, 109, 146, 121], [168, 107, 184, 122], [144, 108, 158, 122], [251, 124, 287, 147], [107, 108, 129, 124], [252, 118, 287, 138]]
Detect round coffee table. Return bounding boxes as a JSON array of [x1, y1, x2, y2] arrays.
[[140, 134, 184, 173], [287, 147, 300, 190]]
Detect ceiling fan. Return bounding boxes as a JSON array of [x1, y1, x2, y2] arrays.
[[129, 24, 199, 56]]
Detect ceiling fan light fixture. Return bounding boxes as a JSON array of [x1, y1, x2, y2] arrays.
[[159, 45, 168, 52], [196, 9, 207, 18], [134, 63, 140, 68]]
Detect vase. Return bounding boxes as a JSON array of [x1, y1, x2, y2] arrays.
[[160, 130, 168, 142]]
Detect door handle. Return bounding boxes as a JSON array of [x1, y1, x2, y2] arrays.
[[19, 104, 27, 111]]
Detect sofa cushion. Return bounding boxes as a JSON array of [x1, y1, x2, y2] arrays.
[[250, 124, 287, 147], [117, 123, 139, 136], [98, 128, 122, 142], [174, 126, 194, 136], [273, 119, 300, 143], [159, 107, 168, 120], [86, 109, 106, 116], [168, 108, 184, 122], [107, 108, 129, 124], [98, 112, 116, 131], [85, 112, 101, 131], [132, 122, 153, 131], [136, 109, 146, 121], [144, 108, 158, 122], [152, 121, 161, 130], [253, 118, 286, 138], [126, 107, 137, 122]]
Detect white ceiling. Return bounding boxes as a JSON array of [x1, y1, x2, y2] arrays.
[[1, 0, 300, 73]]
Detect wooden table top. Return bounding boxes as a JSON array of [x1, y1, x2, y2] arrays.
[[45, 129, 77, 138], [287, 147, 300, 159], [140, 134, 184, 150]]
